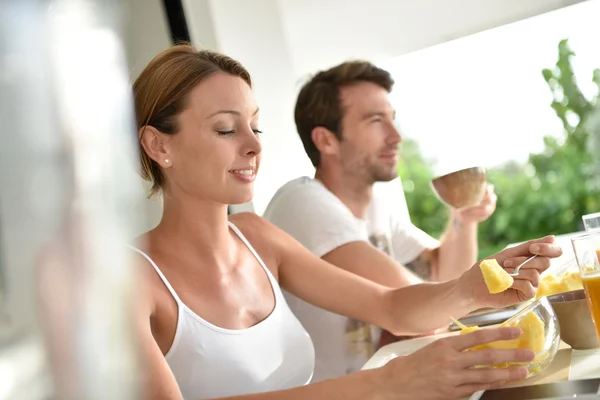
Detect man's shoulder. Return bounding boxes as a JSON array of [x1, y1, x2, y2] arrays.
[[272, 176, 327, 198], [264, 176, 341, 216], [263, 177, 368, 257], [263, 176, 363, 238]]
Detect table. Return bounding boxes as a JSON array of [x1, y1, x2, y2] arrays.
[[362, 332, 600, 398], [363, 231, 600, 397]]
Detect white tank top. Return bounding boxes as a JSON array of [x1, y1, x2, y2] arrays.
[[129, 222, 315, 399]]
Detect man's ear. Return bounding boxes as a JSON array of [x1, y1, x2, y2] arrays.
[[139, 126, 172, 169], [311, 126, 340, 157]]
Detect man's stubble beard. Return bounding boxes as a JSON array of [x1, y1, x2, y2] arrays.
[[370, 162, 398, 183], [344, 159, 397, 185], [340, 143, 398, 184]]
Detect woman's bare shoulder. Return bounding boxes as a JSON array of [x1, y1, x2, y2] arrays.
[[229, 211, 270, 230], [228, 212, 283, 275], [126, 237, 168, 317]]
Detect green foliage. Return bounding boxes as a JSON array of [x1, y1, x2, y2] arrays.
[[399, 39, 600, 259], [397, 140, 448, 239]]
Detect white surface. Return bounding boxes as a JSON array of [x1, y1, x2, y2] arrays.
[[121, 0, 172, 234], [362, 330, 457, 371], [278, 0, 585, 79], [123, 0, 172, 80], [571, 349, 600, 380]]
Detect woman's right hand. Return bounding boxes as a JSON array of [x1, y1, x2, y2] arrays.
[[378, 327, 534, 400]]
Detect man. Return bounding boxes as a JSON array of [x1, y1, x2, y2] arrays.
[[263, 61, 497, 382]]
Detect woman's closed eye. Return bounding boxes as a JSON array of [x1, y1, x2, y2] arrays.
[[216, 129, 263, 136]]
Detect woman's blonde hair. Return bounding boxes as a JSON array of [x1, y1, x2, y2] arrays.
[[133, 44, 251, 196]]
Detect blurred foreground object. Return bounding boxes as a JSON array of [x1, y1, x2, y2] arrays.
[[0, 0, 144, 399]]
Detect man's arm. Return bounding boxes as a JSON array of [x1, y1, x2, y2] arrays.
[[322, 241, 423, 288], [423, 211, 478, 282], [411, 185, 497, 282]]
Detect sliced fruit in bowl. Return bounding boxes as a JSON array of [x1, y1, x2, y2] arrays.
[[536, 258, 583, 299], [452, 296, 561, 377]]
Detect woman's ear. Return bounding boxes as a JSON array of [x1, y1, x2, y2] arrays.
[[139, 126, 172, 168]]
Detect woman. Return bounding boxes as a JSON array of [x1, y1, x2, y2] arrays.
[[131, 44, 561, 400]]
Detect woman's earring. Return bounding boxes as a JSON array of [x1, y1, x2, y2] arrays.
[[165, 159, 170, 164]]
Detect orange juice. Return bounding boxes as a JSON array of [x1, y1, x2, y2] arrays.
[[582, 273, 600, 339]]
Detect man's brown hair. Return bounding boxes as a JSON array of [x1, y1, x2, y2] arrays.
[[294, 61, 394, 168]]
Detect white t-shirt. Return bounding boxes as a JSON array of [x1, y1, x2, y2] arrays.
[[262, 176, 439, 382]]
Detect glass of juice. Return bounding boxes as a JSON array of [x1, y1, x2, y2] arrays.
[[571, 231, 600, 340], [583, 212, 600, 232]]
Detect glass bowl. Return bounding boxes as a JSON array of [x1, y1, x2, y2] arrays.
[[499, 296, 561, 378]]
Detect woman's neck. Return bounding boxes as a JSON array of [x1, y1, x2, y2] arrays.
[[151, 192, 237, 272]]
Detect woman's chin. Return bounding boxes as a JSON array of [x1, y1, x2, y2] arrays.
[[227, 193, 254, 206]]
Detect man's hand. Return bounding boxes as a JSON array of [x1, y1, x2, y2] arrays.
[[380, 327, 534, 399], [459, 184, 497, 224], [458, 236, 562, 309]]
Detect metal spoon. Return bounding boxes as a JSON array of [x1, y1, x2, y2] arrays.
[[507, 255, 537, 277]]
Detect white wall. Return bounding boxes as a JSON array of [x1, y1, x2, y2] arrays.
[[123, 0, 172, 80], [278, 0, 586, 79], [122, 0, 172, 233]]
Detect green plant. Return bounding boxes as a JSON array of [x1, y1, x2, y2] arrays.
[[399, 39, 600, 259]]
